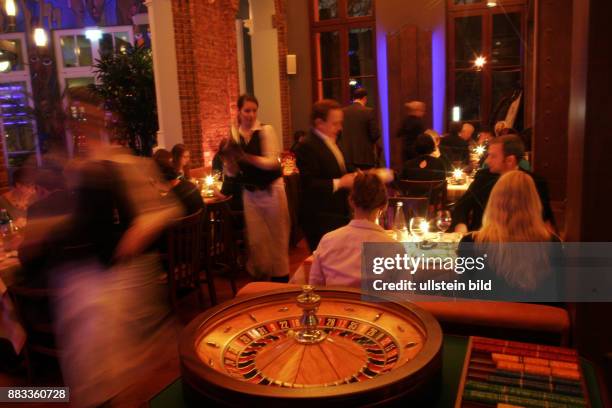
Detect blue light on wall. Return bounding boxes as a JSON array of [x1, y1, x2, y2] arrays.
[[376, 31, 390, 166], [432, 26, 446, 134]]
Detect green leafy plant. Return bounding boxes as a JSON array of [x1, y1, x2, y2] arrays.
[[89, 44, 158, 156]]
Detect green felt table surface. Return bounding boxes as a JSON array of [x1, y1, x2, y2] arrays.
[[149, 336, 605, 408]]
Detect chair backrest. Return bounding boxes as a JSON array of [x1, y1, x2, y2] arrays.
[[8, 285, 58, 356], [397, 179, 447, 210], [384, 196, 429, 229], [203, 196, 236, 268], [167, 209, 203, 296]]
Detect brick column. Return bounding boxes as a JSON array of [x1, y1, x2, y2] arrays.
[[274, 0, 292, 148], [171, 0, 240, 168]]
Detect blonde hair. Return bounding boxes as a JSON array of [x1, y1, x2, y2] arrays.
[[475, 171, 551, 291]]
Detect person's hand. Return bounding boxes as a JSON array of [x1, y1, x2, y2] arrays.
[[14, 217, 27, 229], [223, 158, 240, 176], [454, 223, 468, 234], [212, 185, 227, 200], [372, 168, 394, 184], [338, 173, 357, 190]]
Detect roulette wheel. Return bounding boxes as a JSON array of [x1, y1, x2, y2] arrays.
[[179, 286, 443, 407]]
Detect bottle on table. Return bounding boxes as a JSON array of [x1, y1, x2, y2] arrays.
[[392, 202, 408, 241], [0, 210, 19, 252], [0, 209, 11, 234]]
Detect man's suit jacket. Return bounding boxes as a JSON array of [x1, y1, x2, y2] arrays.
[[295, 131, 350, 250], [339, 102, 380, 169], [396, 115, 425, 161], [451, 168, 556, 231], [440, 133, 470, 166]]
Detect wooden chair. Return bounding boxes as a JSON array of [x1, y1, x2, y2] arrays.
[[8, 285, 60, 384], [202, 197, 239, 306], [383, 196, 429, 230], [166, 209, 204, 311], [397, 179, 447, 214]]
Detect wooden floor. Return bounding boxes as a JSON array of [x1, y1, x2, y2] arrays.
[[0, 240, 311, 407]]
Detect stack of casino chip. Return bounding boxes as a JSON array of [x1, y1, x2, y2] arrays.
[[458, 337, 589, 408]]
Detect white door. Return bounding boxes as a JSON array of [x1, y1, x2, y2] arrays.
[[53, 27, 133, 157]]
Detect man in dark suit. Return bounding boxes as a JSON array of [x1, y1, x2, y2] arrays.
[[295, 99, 356, 251], [338, 88, 380, 170], [396, 101, 426, 161], [452, 135, 556, 233], [440, 121, 471, 167]]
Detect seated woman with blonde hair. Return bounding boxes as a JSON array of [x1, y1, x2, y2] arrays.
[[459, 170, 561, 301], [309, 172, 397, 287]]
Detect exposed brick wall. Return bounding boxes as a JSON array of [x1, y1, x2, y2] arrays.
[[274, 0, 292, 149], [172, 0, 203, 167], [172, 0, 239, 168]]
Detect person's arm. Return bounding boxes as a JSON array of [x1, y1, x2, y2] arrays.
[[112, 154, 183, 261], [242, 125, 281, 171], [451, 173, 485, 232], [308, 252, 326, 286], [535, 176, 558, 233]]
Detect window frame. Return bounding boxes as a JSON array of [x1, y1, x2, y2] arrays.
[[0, 32, 42, 169], [447, 2, 527, 128], [310, 0, 377, 105]]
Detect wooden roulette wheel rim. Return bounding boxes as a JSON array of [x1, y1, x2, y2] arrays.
[[179, 287, 443, 407]]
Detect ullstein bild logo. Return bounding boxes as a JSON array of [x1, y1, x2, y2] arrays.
[[371, 279, 492, 292]]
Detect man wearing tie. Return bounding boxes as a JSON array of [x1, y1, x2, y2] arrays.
[[295, 99, 356, 251]]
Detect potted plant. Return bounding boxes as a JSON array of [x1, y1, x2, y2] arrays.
[[89, 43, 158, 156]]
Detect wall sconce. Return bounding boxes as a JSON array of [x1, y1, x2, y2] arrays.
[[5, 0, 16, 17], [287, 54, 297, 75], [5, 0, 16, 31], [487, 0, 498, 7], [474, 55, 487, 70], [452, 106, 461, 122], [0, 60, 11, 72], [34, 27, 48, 47]]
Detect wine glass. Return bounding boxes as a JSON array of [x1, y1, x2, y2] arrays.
[[409, 217, 429, 242], [435, 210, 452, 241]]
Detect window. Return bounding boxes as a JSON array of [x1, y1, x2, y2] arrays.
[[0, 33, 41, 169], [448, 1, 526, 128], [311, 0, 377, 106], [53, 27, 133, 156]]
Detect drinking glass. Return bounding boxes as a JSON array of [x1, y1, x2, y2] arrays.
[[435, 210, 452, 241], [409, 217, 428, 242]]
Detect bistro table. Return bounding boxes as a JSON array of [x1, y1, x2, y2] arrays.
[[446, 176, 473, 202]]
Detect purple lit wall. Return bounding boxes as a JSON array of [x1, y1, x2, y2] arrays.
[[431, 27, 446, 134], [376, 33, 391, 165], [376, 0, 446, 166]]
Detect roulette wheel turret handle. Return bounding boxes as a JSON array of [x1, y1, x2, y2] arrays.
[[294, 285, 327, 344]]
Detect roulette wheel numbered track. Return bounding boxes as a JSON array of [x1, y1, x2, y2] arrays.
[[179, 286, 443, 407]]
